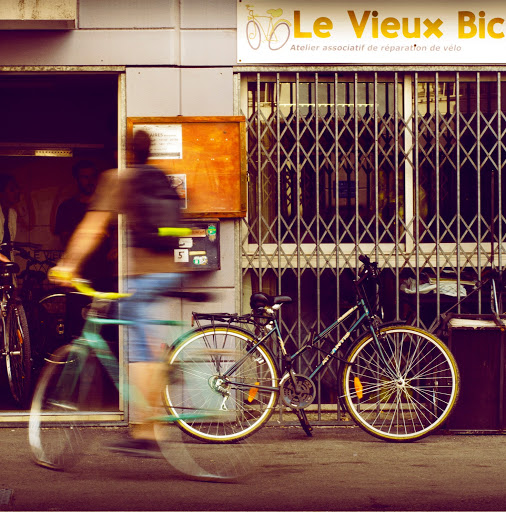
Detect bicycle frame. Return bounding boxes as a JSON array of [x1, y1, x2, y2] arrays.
[[220, 263, 393, 395], [53, 312, 185, 417]]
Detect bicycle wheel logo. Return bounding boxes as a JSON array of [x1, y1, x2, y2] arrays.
[[245, 4, 291, 51]]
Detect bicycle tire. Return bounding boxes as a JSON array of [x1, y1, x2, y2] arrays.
[[246, 20, 261, 50], [342, 325, 460, 442], [5, 300, 32, 407], [29, 344, 100, 470], [154, 421, 259, 482], [164, 325, 279, 443], [268, 21, 290, 50]]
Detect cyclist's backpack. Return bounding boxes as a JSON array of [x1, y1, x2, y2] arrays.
[[125, 164, 185, 252]]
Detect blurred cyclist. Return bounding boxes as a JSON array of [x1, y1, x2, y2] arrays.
[[50, 130, 187, 456]]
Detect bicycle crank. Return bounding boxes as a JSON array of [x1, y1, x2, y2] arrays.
[[280, 373, 316, 409]]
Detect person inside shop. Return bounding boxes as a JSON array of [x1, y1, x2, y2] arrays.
[[54, 160, 99, 247], [0, 174, 21, 262], [55, 160, 118, 291], [49, 129, 187, 456]]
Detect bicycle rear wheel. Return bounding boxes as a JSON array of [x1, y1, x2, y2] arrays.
[[5, 300, 32, 407], [29, 344, 103, 470], [342, 325, 459, 441], [164, 325, 279, 443]]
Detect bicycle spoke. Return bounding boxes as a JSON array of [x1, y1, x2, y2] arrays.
[[165, 325, 279, 442], [343, 326, 459, 441]]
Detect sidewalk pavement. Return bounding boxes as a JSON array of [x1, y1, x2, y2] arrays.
[[0, 424, 504, 511]]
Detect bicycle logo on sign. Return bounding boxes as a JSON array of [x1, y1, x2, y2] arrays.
[[245, 4, 291, 51]]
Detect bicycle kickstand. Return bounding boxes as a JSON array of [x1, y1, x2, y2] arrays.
[[294, 408, 313, 437]]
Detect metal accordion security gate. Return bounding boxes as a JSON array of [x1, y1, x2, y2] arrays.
[[235, 68, 506, 421]]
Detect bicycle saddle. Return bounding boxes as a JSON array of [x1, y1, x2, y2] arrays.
[[250, 292, 292, 310], [0, 261, 20, 274]]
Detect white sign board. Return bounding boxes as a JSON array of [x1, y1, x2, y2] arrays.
[[237, 0, 506, 64], [133, 124, 183, 159]]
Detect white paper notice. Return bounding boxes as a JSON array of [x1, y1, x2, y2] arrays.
[[134, 124, 183, 159]]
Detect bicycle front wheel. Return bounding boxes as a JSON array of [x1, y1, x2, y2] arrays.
[[164, 325, 279, 443], [343, 325, 459, 442], [29, 344, 103, 470], [5, 300, 32, 407], [154, 421, 259, 482]]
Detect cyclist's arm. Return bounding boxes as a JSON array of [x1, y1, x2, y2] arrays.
[[51, 210, 112, 284]]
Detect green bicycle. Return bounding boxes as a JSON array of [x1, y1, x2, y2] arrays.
[[28, 278, 256, 481]]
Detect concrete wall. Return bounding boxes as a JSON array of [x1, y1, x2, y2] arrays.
[[0, 0, 240, 314]]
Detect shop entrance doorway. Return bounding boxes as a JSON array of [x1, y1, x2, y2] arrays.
[[0, 73, 119, 415]]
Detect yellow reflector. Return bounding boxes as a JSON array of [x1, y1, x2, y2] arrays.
[[248, 382, 260, 402], [354, 376, 363, 399]]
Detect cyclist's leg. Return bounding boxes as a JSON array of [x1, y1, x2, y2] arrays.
[[120, 273, 182, 441]]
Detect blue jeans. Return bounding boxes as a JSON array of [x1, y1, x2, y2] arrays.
[[120, 273, 182, 362]]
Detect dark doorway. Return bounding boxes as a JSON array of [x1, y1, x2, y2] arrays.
[[0, 73, 119, 412]]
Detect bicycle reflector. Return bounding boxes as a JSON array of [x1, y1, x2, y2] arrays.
[[354, 376, 363, 400], [248, 382, 260, 402]]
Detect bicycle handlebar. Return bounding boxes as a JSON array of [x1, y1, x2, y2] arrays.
[[357, 254, 379, 284], [48, 269, 213, 303], [48, 269, 132, 300]]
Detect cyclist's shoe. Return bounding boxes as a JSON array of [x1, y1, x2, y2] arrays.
[[105, 438, 163, 458]]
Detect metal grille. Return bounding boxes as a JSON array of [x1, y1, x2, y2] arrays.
[[236, 70, 506, 418]]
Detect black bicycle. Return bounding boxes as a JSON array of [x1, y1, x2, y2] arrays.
[[0, 243, 33, 406], [163, 255, 460, 443]]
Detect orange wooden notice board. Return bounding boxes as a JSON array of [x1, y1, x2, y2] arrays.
[[127, 116, 247, 218]]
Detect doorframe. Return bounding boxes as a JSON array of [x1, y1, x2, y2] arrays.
[[0, 66, 127, 424]]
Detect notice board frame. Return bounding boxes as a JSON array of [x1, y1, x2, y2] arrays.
[[127, 116, 247, 218]]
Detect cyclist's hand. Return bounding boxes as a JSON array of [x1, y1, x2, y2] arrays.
[[48, 266, 78, 287], [0, 254, 11, 263]]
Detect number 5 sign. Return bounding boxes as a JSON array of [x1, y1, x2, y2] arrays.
[[174, 249, 189, 263]]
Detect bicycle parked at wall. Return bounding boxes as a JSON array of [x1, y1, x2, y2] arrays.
[[0, 242, 33, 406], [164, 255, 460, 443], [28, 278, 256, 481], [15, 246, 69, 373]]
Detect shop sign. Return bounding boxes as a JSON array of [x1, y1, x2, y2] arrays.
[[237, 0, 506, 64]]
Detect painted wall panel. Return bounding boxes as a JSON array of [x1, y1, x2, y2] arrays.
[[180, 0, 236, 29], [181, 68, 233, 116], [180, 30, 236, 66], [0, 30, 177, 66], [79, 0, 176, 29], [126, 68, 181, 117]]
